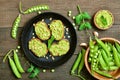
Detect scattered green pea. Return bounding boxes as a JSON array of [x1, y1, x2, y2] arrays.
[[51, 69, 55, 72], [42, 69, 46, 73]]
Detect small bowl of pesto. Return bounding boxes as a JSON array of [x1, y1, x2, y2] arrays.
[[94, 10, 114, 30]]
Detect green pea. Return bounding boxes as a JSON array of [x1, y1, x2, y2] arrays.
[[8, 56, 22, 78], [11, 14, 21, 39], [13, 50, 25, 73]]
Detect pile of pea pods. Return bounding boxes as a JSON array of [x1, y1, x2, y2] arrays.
[[88, 37, 120, 78]]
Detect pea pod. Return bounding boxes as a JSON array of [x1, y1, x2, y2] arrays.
[[115, 42, 120, 53], [11, 14, 21, 39], [100, 49, 110, 68], [13, 50, 24, 73], [78, 48, 85, 74], [95, 70, 112, 78], [8, 56, 22, 78], [112, 45, 120, 67], [71, 52, 82, 75], [95, 37, 111, 57], [19, 1, 49, 14], [98, 50, 108, 71]]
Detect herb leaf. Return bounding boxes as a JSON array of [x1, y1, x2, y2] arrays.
[[100, 15, 107, 26], [79, 22, 92, 31], [82, 12, 91, 19], [75, 14, 83, 25], [48, 35, 55, 49]]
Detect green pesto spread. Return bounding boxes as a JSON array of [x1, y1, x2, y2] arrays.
[[49, 39, 70, 56], [50, 20, 64, 40], [34, 21, 50, 40], [95, 10, 113, 28], [29, 38, 47, 57]]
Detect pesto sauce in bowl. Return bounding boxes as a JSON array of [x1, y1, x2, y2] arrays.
[[94, 10, 114, 30]]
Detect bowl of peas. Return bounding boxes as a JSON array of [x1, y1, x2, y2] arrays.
[[85, 37, 120, 80]]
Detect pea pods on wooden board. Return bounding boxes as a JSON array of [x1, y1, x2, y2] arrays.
[[8, 56, 22, 78], [13, 50, 25, 73]]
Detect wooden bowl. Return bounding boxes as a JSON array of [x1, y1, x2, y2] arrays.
[[94, 10, 114, 30], [85, 37, 120, 80]]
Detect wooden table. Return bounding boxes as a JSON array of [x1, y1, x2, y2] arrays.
[[0, 0, 120, 80]]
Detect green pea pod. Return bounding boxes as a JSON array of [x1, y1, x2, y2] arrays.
[[95, 37, 111, 57], [115, 42, 120, 53], [48, 35, 55, 49], [109, 66, 119, 71], [95, 70, 112, 78], [112, 45, 120, 67], [71, 52, 82, 75], [11, 14, 21, 39], [29, 67, 40, 78], [98, 50, 108, 71], [82, 12, 91, 19], [100, 49, 110, 68], [8, 56, 22, 78], [27, 64, 35, 73], [13, 50, 25, 73], [78, 48, 85, 74], [75, 14, 83, 25]]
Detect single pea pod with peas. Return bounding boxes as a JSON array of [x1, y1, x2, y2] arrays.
[[19, 1, 49, 14], [11, 14, 21, 39], [8, 56, 22, 78]]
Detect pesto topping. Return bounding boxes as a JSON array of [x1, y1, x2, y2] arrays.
[[34, 21, 50, 40], [95, 10, 113, 28], [49, 39, 70, 56], [50, 20, 64, 40], [29, 38, 47, 57]]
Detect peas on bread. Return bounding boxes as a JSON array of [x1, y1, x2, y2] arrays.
[[29, 38, 48, 57], [50, 20, 64, 40], [34, 21, 51, 40], [49, 39, 70, 56]]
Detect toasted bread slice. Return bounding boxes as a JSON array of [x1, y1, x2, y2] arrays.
[[49, 39, 70, 56], [34, 21, 51, 40], [50, 20, 64, 40], [29, 38, 48, 57]]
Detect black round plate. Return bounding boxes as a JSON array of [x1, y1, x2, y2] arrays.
[[21, 12, 77, 69]]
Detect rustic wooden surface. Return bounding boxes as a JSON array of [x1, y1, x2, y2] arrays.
[[0, 0, 120, 80]]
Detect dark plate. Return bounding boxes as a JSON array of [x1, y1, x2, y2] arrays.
[[21, 12, 77, 69]]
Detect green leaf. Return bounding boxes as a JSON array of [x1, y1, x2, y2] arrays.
[[48, 35, 55, 49], [85, 22, 92, 29], [79, 22, 86, 31], [29, 67, 40, 78], [82, 12, 91, 20], [27, 64, 35, 73], [100, 15, 107, 26], [75, 14, 83, 25], [79, 22, 92, 31]]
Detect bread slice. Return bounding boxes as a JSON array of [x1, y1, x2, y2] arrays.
[[34, 21, 51, 40], [29, 38, 48, 57], [49, 20, 64, 40], [49, 39, 70, 56]]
